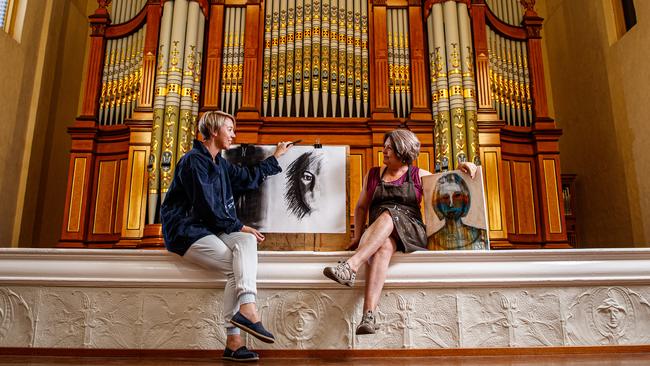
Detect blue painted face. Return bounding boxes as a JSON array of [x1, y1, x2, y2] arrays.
[[434, 174, 471, 220]]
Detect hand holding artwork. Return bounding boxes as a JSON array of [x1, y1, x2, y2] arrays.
[[273, 141, 293, 159], [459, 162, 478, 179], [241, 225, 265, 242]]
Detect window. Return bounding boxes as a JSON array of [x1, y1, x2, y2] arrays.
[[0, 0, 16, 34], [621, 0, 637, 31], [611, 0, 637, 39]]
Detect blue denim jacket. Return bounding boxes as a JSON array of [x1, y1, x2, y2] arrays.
[[161, 139, 281, 255]]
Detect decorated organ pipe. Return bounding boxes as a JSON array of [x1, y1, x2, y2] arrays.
[[387, 9, 411, 119], [99, 0, 148, 126], [220, 7, 246, 116], [320, 0, 330, 116], [261, 0, 368, 117], [486, 0, 524, 26], [147, 0, 206, 224], [426, 1, 479, 171], [329, 0, 338, 116], [302, 0, 312, 117], [286, 0, 296, 116], [485, 0, 532, 127]]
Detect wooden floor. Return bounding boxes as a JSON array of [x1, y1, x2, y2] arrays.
[[2, 354, 650, 366]]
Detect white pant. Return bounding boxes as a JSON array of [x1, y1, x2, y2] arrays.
[[183, 232, 258, 331]]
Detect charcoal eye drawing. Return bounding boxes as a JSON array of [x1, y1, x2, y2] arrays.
[[223, 145, 347, 233], [284, 151, 324, 220]]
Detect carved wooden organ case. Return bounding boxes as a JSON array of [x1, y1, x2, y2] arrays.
[[59, 0, 568, 250]]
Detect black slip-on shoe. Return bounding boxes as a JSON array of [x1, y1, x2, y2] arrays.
[[222, 346, 259, 362], [230, 311, 276, 344]]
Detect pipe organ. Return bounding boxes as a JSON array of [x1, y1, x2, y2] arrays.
[[261, 0, 370, 118], [60, 0, 569, 250]]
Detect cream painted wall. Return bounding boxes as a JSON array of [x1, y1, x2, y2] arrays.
[[0, 0, 50, 245], [28, 0, 95, 247], [0, 0, 93, 246], [540, 0, 649, 246]]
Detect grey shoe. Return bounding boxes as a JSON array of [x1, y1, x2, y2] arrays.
[[356, 310, 380, 335], [323, 261, 356, 287]]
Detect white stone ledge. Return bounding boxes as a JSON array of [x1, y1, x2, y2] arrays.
[[2, 248, 650, 288]]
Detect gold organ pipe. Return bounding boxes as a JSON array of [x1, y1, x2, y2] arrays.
[[286, 0, 296, 116], [263, 0, 272, 116], [271, 0, 280, 116], [345, 0, 353, 117], [302, 0, 312, 117], [321, 0, 330, 116], [337, 0, 345, 117], [233, 8, 246, 114], [260, 0, 367, 118], [278, 1, 287, 116], [329, 0, 338, 116], [353, 0, 361, 117], [387, 10, 394, 113], [311, 0, 321, 117], [361, 0, 368, 117], [294, 0, 304, 116]]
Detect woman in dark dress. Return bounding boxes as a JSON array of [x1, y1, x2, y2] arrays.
[[323, 129, 476, 335]]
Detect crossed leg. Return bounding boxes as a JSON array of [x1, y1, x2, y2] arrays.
[[346, 211, 397, 312]]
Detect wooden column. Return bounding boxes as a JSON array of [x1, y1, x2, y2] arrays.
[[239, 0, 263, 121], [116, 120, 153, 248], [136, 4, 162, 113], [523, 11, 549, 120], [370, 0, 393, 120], [202, 1, 225, 111], [522, 2, 568, 247], [407, 0, 431, 121], [471, 1, 510, 247], [59, 4, 109, 247], [470, 1, 495, 113]]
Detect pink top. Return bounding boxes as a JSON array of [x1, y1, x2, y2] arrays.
[[365, 166, 423, 203]]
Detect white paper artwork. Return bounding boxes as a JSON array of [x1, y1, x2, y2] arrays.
[[223, 145, 347, 233], [422, 167, 489, 250]]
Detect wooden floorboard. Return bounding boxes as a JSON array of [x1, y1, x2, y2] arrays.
[[2, 354, 650, 365]]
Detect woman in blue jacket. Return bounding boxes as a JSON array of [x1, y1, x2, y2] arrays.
[[161, 110, 291, 362]]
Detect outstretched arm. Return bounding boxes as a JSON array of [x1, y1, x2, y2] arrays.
[[227, 141, 293, 192]]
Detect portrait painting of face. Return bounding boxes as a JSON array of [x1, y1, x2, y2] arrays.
[[223, 145, 347, 233], [422, 168, 489, 251]]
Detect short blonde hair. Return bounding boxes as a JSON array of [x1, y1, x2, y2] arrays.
[[198, 110, 236, 140], [384, 129, 420, 165]]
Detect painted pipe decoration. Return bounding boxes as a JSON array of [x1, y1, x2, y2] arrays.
[[486, 0, 525, 27], [220, 7, 246, 116], [98, 0, 148, 126], [147, 0, 206, 224], [262, 0, 368, 117], [486, 27, 531, 127], [387, 9, 411, 119], [427, 1, 480, 171]]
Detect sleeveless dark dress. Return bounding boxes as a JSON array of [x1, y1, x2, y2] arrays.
[[368, 165, 428, 253]]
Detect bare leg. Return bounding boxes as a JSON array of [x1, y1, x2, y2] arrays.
[[239, 302, 260, 322], [363, 237, 396, 312], [346, 211, 394, 272], [226, 334, 243, 350]]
